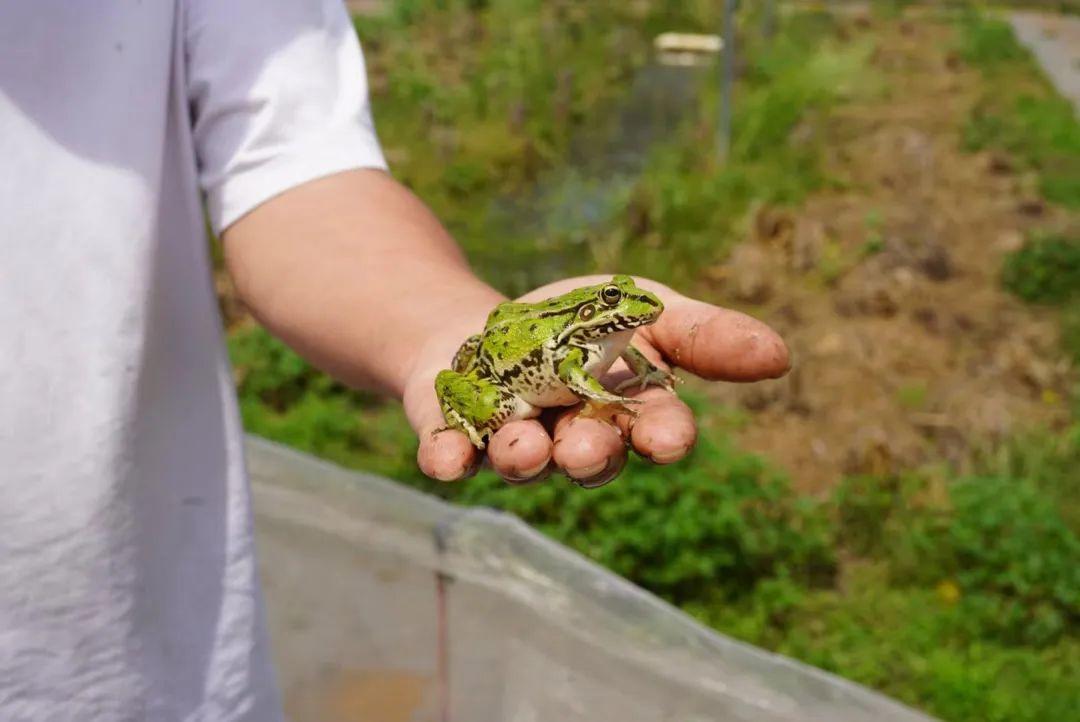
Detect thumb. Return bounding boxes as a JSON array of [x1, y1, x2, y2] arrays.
[[404, 367, 478, 482]]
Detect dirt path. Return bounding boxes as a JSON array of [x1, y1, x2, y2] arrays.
[[709, 11, 1076, 493]]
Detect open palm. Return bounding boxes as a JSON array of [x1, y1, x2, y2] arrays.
[[403, 276, 790, 487]]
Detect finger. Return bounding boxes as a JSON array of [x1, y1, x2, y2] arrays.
[[597, 335, 694, 463], [615, 387, 697, 464], [405, 372, 479, 482], [648, 298, 790, 381], [488, 419, 554, 484], [551, 408, 627, 487], [417, 427, 478, 482]]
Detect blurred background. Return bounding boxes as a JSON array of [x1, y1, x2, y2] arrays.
[[218, 1, 1079, 720]]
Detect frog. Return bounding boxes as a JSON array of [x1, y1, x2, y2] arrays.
[[434, 275, 679, 449]]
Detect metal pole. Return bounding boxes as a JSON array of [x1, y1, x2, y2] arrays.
[[762, 0, 775, 39], [433, 514, 461, 722], [718, 0, 736, 162]]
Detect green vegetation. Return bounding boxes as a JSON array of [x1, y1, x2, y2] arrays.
[[703, 468, 1080, 722], [352, 2, 863, 293], [352, 0, 698, 293], [1003, 233, 1080, 304], [230, 325, 423, 482], [453, 429, 837, 604], [960, 14, 1080, 208], [229, 5, 1080, 721], [610, 12, 870, 288]]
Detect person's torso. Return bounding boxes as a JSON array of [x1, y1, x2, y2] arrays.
[[0, 4, 279, 720]]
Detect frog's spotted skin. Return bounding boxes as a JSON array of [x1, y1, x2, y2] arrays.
[[435, 275, 677, 449]]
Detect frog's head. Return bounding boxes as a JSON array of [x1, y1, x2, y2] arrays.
[[557, 275, 664, 343]]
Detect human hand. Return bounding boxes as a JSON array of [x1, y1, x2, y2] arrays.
[[403, 275, 789, 487]]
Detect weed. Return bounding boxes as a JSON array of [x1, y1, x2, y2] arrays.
[[888, 475, 1080, 647], [1002, 233, 1080, 305], [453, 435, 837, 604]]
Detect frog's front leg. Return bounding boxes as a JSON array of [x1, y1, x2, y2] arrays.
[[614, 345, 680, 393], [555, 346, 641, 422], [435, 369, 518, 449]]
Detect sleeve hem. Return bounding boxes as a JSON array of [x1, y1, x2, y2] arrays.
[[207, 132, 389, 234]]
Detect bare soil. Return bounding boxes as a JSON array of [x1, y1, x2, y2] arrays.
[[707, 11, 1077, 493]]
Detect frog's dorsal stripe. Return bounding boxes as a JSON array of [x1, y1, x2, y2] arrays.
[[532, 300, 591, 319]]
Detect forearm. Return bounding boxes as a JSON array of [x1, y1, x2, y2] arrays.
[[222, 169, 503, 396]]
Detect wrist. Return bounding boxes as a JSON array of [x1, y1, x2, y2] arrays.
[[383, 273, 505, 398]]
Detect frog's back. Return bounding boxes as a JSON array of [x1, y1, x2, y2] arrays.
[[485, 301, 531, 325]]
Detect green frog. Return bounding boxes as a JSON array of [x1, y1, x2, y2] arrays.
[[435, 275, 678, 449]]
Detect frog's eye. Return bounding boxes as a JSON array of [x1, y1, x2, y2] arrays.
[[578, 304, 596, 320], [600, 285, 622, 306]]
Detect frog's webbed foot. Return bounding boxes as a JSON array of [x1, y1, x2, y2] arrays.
[[435, 369, 515, 450], [578, 398, 640, 424], [556, 347, 641, 424], [613, 345, 681, 394]]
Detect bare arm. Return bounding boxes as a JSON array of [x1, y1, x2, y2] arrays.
[[223, 169, 790, 485], [224, 169, 503, 397]]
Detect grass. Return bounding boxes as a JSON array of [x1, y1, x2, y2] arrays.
[[959, 13, 1080, 209], [607, 11, 872, 288], [228, 4, 1080, 721]]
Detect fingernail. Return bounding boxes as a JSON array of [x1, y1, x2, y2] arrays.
[[505, 468, 551, 486], [573, 461, 619, 489], [650, 446, 690, 464], [460, 458, 481, 480], [567, 460, 607, 479], [517, 457, 551, 479], [434, 468, 463, 482]]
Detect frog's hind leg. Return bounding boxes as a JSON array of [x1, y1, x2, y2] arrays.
[[451, 334, 482, 373], [555, 346, 640, 423], [434, 369, 516, 450], [614, 345, 680, 393]]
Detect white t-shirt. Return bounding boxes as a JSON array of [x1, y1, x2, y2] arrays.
[[0, 1, 386, 720]]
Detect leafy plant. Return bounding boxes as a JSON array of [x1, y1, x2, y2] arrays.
[[1002, 234, 1080, 305], [702, 562, 1080, 722], [455, 436, 837, 604], [835, 469, 1080, 648]]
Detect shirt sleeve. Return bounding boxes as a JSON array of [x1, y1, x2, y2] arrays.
[[184, 0, 387, 233]]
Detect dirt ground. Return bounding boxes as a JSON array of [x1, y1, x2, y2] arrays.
[[707, 10, 1077, 493]]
